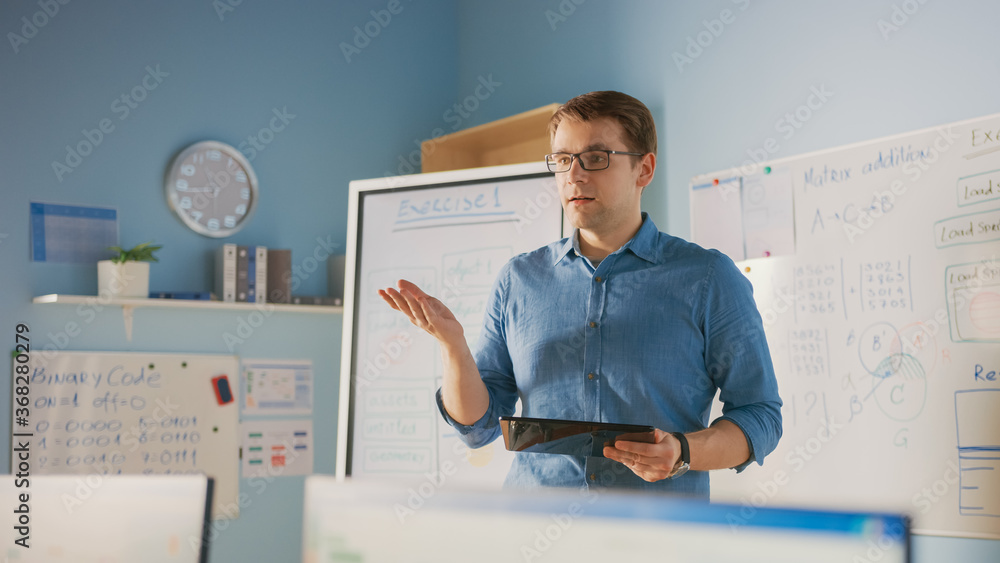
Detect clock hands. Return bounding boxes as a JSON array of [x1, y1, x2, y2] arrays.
[[201, 169, 230, 221]]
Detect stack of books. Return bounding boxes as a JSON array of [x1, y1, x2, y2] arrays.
[[216, 244, 275, 304], [215, 245, 341, 306]]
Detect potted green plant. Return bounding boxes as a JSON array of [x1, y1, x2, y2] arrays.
[[97, 242, 162, 298]]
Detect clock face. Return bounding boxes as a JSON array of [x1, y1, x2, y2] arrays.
[[164, 141, 258, 237]]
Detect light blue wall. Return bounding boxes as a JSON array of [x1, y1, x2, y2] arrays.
[[0, 1, 456, 562], [3, 0, 999, 561], [455, 0, 1000, 560]]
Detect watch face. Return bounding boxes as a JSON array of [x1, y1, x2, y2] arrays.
[[164, 141, 258, 237], [669, 462, 690, 479]]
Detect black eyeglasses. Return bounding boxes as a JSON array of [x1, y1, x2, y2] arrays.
[[545, 150, 644, 173]]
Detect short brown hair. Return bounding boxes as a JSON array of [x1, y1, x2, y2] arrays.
[[548, 91, 657, 156]]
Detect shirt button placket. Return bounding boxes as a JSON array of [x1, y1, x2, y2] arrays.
[[584, 269, 605, 421]]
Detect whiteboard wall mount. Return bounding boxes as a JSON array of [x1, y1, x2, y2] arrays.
[[33, 294, 343, 340]]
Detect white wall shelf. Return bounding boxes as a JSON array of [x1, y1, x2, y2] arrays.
[[33, 294, 343, 340]]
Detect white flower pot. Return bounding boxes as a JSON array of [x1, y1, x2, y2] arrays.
[[97, 260, 150, 298]]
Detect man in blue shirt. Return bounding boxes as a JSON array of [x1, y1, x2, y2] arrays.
[[379, 91, 782, 495]]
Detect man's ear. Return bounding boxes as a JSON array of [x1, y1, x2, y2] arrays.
[[637, 153, 656, 189]]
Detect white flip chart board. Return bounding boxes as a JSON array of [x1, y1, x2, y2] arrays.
[[336, 162, 564, 487], [692, 112, 1000, 538], [13, 351, 239, 518]]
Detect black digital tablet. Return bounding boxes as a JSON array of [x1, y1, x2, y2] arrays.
[[499, 416, 656, 457]]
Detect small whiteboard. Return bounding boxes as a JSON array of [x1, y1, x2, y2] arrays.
[[13, 351, 239, 518]]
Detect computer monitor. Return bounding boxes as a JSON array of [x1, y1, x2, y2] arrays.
[[2, 474, 213, 563], [303, 476, 910, 563]]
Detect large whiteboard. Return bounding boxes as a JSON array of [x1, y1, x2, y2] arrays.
[[693, 113, 1000, 538], [15, 351, 239, 518], [336, 162, 564, 487]]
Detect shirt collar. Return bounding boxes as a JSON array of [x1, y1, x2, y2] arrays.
[[553, 212, 659, 265], [625, 212, 659, 264], [553, 235, 576, 265]]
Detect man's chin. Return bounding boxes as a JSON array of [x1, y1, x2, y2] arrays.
[[563, 208, 595, 229], [567, 215, 601, 231]]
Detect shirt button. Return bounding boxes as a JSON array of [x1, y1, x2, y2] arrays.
[[595, 276, 602, 283], [589, 321, 597, 328], [587, 373, 596, 380], [589, 473, 597, 481]]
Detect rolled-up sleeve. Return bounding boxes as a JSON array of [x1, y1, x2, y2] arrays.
[[435, 264, 519, 449], [702, 253, 783, 472]]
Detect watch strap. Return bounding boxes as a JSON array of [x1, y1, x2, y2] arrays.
[[669, 432, 690, 478], [671, 432, 689, 463]]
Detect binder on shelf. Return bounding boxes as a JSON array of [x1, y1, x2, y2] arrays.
[[236, 246, 250, 302], [215, 243, 237, 303], [237, 245, 268, 303], [246, 246, 257, 303], [267, 249, 292, 304], [253, 246, 267, 304]]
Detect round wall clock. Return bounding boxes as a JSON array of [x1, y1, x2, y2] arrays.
[[164, 140, 259, 237]]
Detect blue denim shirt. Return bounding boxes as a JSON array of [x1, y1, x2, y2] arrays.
[[436, 214, 782, 496]]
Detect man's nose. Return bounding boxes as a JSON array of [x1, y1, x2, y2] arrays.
[[565, 156, 588, 182]]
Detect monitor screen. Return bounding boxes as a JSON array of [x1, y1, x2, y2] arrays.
[[303, 476, 909, 563], [2, 474, 212, 563]]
